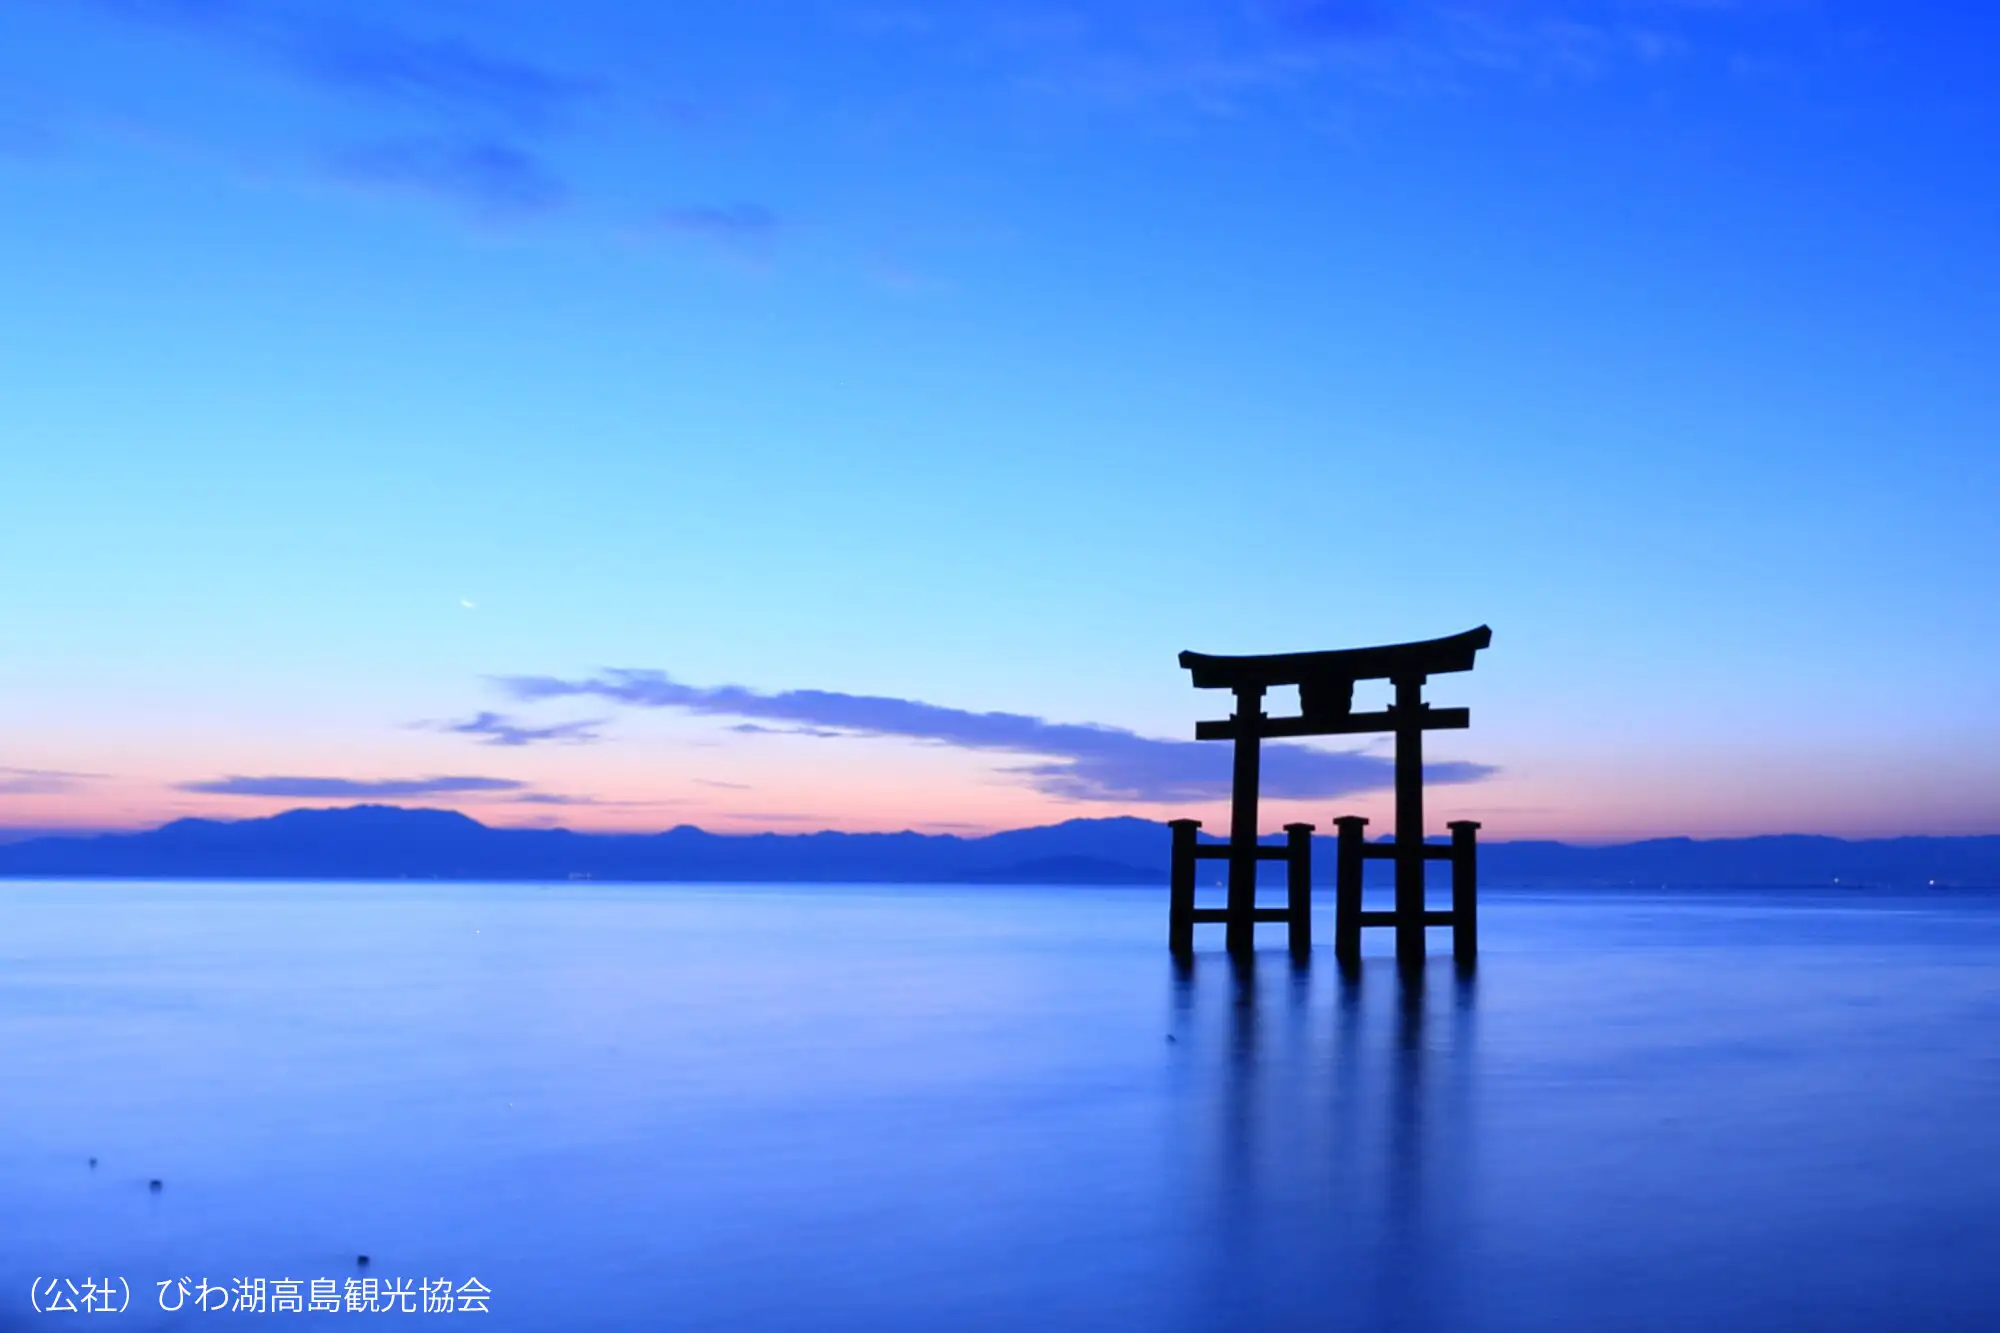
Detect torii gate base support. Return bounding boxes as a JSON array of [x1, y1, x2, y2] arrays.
[[1333, 816, 1480, 968], [1166, 817, 1480, 966], [1168, 818, 1314, 959]]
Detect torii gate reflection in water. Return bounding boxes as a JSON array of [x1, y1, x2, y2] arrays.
[[1168, 626, 1492, 967]]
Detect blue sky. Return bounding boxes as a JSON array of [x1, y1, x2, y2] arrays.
[[1, 1, 1994, 838]]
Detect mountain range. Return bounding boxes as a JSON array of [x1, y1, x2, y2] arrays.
[[0, 805, 1996, 888]]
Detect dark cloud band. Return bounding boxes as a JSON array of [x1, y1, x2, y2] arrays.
[[497, 668, 1494, 803]]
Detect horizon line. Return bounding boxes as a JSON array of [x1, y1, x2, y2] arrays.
[[1, 804, 1997, 848]]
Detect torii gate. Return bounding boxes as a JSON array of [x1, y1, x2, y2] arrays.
[[1168, 626, 1492, 966]]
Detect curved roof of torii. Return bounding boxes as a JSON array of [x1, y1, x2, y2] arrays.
[[1178, 625, 1492, 690]]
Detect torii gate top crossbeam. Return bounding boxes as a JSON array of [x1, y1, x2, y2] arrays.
[[1179, 626, 1491, 740], [1178, 625, 1491, 692]]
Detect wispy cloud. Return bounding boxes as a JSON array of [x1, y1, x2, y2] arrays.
[[426, 710, 604, 747], [180, 774, 527, 798], [288, 23, 592, 130], [81, 1, 590, 214], [87, 0, 242, 32], [1264, 0, 1400, 43], [87, 1, 590, 127], [652, 203, 782, 249], [507, 792, 687, 808], [331, 138, 563, 216], [927, 1, 1712, 111], [0, 766, 104, 796], [497, 668, 1494, 803]]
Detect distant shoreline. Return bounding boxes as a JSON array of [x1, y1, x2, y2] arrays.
[[1, 805, 1995, 889], [2, 878, 1992, 897]]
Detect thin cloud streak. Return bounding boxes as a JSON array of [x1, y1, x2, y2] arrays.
[[180, 774, 528, 798], [331, 138, 563, 216], [87, 1, 591, 128], [508, 792, 689, 808], [82, 1, 588, 215], [0, 767, 105, 796], [653, 203, 781, 247], [428, 711, 605, 747], [290, 22, 592, 129], [497, 668, 1495, 803], [943, 0, 1706, 112]]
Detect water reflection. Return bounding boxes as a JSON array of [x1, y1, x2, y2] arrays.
[[1168, 951, 1480, 1329], [9, 884, 1998, 1331]]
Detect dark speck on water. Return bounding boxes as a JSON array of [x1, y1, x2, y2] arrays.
[[147, 1179, 161, 1192], [5, 879, 2000, 1331]]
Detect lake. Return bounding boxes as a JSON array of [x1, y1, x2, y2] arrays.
[[4, 881, 1998, 1330]]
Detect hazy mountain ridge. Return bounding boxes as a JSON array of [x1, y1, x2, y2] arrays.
[[0, 805, 1996, 887]]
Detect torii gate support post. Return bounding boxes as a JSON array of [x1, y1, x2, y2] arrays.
[[1334, 815, 1368, 964], [1449, 819, 1480, 962], [1285, 822, 1315, 956], [1168, 818, 1200, 956], [1225, 685, 1265, 956], [1393, 675, 1428, 967]]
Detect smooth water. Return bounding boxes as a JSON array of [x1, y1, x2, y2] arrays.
[[4, 881, 1998, 1330]]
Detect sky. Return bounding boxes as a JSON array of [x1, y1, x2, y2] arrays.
[[0, 0, 1995, 841]]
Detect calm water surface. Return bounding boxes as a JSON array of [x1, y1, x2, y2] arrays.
[[4, 881, 1998, 1330]]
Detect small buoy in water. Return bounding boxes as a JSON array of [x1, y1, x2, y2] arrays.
[[88, 1157, 97, 1168], [356, 1255, 370, 1267], [148, 1179, 162, 1192]]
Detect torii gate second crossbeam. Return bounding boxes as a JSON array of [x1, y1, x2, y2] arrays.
[[1169, 625, 1492, 965]]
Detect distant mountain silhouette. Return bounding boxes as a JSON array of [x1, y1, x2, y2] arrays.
[[0, 805, 1995, 888]]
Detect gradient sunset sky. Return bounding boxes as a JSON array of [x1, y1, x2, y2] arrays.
[[2, 1, 1994, 841]]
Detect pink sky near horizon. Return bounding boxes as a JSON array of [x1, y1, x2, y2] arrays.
[[6, 627, 1996, 845], [6, 723, 1996, 843]]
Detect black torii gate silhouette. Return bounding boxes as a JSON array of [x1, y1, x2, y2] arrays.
[[1168, 626, 1492, 966]]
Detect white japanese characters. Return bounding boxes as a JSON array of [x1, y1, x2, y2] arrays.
[[32, 1274, 488, 1315]]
